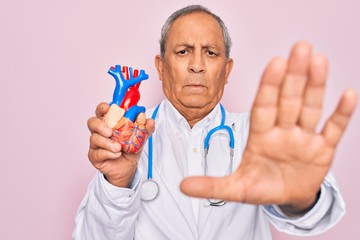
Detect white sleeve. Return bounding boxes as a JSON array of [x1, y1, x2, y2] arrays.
[[72, 170, 142, 240], [262, 172, 345, 236]]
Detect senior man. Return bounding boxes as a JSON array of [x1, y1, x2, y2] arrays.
[[73, 4, 357, 240]]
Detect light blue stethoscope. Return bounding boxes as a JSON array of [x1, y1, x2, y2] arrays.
[[140, 103, 235, 206]]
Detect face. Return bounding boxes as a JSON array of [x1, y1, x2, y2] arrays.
[[155, 12, 233, 122]]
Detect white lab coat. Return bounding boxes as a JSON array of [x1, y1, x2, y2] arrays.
[[73, 99, 345, 240]]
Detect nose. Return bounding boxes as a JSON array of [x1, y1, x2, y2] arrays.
[[188, 52, 205, 73]]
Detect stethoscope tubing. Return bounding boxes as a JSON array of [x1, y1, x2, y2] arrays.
[[203, 105, 235, 150], [147, 103, 234, 181], [144, 103, 235, 204], [148, 104, 161, 179]]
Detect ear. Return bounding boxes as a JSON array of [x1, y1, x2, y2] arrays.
[[224, 58, 234, 84], [155, 55, 164, 81]]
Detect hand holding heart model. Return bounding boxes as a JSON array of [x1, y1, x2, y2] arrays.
[[104, 65, 149, 153]]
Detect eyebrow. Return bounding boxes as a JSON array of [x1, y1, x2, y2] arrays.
[[174, 43, 219, 50]]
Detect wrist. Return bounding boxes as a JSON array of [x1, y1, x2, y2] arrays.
[[104, 172, 135, 188], [279, 190, 321, 217]]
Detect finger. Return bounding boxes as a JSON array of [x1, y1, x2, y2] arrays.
[[95, 102, 110, 118], [277, 41, 312, 127], [322, 89, 357, 147], [299, 54, 328, 130], [251, 57, 286, 133], [88, 148, 122, 165], [135, 112, 146, 125], [145, 118, 155, 135], [90, 132, 122, 152], [180, 175, 246, 202], [87, 116, 113, 137]]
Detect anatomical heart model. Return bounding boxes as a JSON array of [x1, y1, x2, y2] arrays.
[[104, 65, 149, 153]]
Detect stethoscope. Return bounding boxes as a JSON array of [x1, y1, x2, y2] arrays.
[[140, 103, 235, 207]]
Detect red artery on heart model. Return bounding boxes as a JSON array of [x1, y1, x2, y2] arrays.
[[104, 65, 149, 153]]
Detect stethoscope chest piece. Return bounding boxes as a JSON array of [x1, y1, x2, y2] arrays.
[[140, 179, 159, 201]]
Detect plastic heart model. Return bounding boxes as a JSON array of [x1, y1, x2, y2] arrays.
[[104, 65, 149, 153], [112, 117, 147, 153]]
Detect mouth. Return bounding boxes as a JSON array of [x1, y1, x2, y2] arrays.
[[183, 84, 207, 93], [184, 83, 207, 88]]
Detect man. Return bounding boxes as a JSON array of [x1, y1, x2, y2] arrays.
[[73, 5, 357, 239]]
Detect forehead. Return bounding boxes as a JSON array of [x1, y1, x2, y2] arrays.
[[167, 12, 224, 46]]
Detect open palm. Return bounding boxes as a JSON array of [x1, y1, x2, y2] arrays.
[[181, 41, 357, 210]]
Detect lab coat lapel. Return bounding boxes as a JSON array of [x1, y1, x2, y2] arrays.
[[198, 200, 213, 235], [154, 158, 198, 238], [198, 132, 232, 235], [153, 123, 198, 239]]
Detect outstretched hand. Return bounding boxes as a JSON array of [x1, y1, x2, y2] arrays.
[[180, 41, 357, 212]]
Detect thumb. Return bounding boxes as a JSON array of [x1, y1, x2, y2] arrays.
[[180, 175, 246, 202], [96, 102, 111, 118]]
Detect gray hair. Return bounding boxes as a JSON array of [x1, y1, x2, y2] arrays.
[[160, 5, 232, 58]]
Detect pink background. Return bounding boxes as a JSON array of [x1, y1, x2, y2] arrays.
[[1, 0, 359, 239]]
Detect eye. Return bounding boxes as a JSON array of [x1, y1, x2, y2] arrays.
[[207, 50, 218, 57], [176, 49, 188, 55]]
